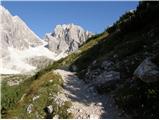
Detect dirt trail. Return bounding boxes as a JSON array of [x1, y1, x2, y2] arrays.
[[54, 69, 129, 119]]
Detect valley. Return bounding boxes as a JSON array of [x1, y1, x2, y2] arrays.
[[1, 1, 159, 119]]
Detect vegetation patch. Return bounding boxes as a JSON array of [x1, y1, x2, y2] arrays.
[[114, 79, 159, 118], [1, 71, 72, 119]]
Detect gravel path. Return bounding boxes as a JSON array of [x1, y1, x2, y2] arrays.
[[54, 69, 129, 119]]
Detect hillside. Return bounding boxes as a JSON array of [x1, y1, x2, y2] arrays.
[[1, 1, 159, 119]]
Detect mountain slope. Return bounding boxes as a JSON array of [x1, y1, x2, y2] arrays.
[[1, 1, 158, 119], [0, 6, 42, 51], [0, 6, 38, 74], [69, 1, 159, 118], [30, 1, 158, 118], [0, 5, 57, 74]]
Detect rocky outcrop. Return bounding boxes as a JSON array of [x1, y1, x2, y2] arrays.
[[95, 71, 120, 84], [134, 58, 159, 83], [0, 5, 42, 51], [84, 60, 117, 83], [44, 24, 93, 54]]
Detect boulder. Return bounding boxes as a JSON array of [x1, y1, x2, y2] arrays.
[[134, 58, 158, 83], [95, 71, 120, 84]]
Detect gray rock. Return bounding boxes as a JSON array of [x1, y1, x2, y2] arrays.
[[134, 58, 158, 83], [95, 71, 120, 84], [27, 104, 33, 114], [46, 105, 53, 114], [0, 6, 42, 51]]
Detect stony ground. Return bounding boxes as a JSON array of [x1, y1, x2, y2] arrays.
[[54, 69, 129, 119]]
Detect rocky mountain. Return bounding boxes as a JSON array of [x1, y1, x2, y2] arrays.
[[0, 5, 56, 74], [0, 6, 42, 52], [44, 24, 93, 54], [0, 5, 93, 74], [1, 1, 158, 119]]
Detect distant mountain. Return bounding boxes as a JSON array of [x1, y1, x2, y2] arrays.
[[0, 6, 42, 52], [44, 24, 93, 54], [0, 5, 56, 74], [0, 6, 93, 74]]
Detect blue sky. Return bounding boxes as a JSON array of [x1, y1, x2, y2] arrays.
[[2, 1, 138, 38]]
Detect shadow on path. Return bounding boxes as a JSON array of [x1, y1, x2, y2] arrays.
[[55, 69, 129, 119]]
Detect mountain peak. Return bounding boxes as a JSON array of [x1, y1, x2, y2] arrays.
[[0, 6, 45, 74], [45, 23, 93, 54], [0, 5, 42, 50], [0, 5, 8, 13]]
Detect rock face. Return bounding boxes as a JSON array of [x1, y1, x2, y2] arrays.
[[0, 5, 42, 52], [134, 58, 159, 83], [44, 24, 93, 54], [0, 5, 56, 74]]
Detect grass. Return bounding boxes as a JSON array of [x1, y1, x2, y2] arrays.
[[1, 75, 33, 118], [2, 71, 72, 119]]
